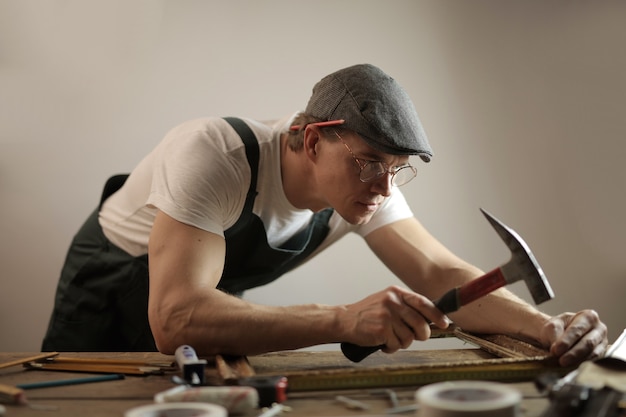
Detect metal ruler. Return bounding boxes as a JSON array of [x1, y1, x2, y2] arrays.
[[286, 357, 574, 392]]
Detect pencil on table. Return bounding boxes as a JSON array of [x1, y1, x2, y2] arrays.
[[16, 373, 125, 390], [24, 362, 163, 376]]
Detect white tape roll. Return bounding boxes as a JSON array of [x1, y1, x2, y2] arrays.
[[154, 385, 258, 414], [124, 402, 227, 417], [415, 381, 521, 417]]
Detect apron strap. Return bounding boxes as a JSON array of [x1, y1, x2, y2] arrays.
[[99, 174, 129, 209], [223, 117, 260, 236], [217, 117, 334, 294]]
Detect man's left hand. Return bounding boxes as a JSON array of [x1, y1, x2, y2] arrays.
[[540, 309, 608, 367]]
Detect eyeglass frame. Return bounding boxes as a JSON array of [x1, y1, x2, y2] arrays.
[[332, 130, 417, 187], [289, 119, 418, 187]]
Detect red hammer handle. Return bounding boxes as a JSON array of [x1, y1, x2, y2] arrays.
[[434, 267, 506, 313], [458, 267, 507, 307]]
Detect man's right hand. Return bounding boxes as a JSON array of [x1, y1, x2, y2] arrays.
[[341, 285, 450, 353]]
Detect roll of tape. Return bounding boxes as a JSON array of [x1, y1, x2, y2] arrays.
[[155, 385, 258, 414], [124, 402, 227, 417], [415, 381, 521, 417]]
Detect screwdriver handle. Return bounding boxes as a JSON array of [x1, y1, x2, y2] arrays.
[[340, 343, 383, 363]]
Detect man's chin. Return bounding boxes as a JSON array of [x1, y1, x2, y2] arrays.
[[341, 212, 374, 226]]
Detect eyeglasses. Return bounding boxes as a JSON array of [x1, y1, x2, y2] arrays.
[[334, 131, 417, 187]]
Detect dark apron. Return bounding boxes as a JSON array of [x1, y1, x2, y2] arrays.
[[41, 117, 332, 352]]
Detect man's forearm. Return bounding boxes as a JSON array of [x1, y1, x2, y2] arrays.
[[149, 289, 345, 355], [449, 286, 552, 346]]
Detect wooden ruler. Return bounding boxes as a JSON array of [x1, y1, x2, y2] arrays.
[[0, 352, 58, 370], [284, 357, 573, 392], [22, 355, 176, 375]]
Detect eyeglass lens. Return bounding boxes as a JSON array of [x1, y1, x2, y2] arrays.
[[361, 163, 416, 186]]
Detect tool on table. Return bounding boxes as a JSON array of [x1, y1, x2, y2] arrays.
[[0, 384, 58, 411], [215, 354, 256, 384], [256, 403, 292, 417], [386, 403, 420, 414], [214, 353, 288, 407], [0, 355, 55, 405], [156, 381, 288, 412], [368, 389, 421, 415], [16, 373, 125, 390], [286, 356, 568, 392], [175, 345, 208, 385], [535, 328, 626, 417], [25, 355, 172, 375], [335, 395, 371, 410], [536, 373, 623, 417], [0, 352, 58, 370], [36, 356, 173, 367], [370, 388, 399, 408], [1, 374, 123, 411], [0, 384, 26, 405], [1, 352, 125, 407], [341, 208, 555, 362], [170, 346, 287, 409], [1, 374, 125, 406]]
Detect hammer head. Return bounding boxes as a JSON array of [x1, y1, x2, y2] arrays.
[[481, 208, 555, 305]]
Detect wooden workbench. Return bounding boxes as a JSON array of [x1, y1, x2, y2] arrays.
[[0, 349, 557, 416]]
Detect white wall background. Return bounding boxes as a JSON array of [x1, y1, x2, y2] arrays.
[[1, 0, 624, 352]]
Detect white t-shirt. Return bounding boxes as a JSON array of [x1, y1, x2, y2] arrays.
[[99, 114, 414, 260]]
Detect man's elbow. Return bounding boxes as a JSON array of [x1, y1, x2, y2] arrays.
[[152, 332, 177, 355], [148, 304, 187, 354]]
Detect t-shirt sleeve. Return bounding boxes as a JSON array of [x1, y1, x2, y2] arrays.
[[146, 121, 248, 237]]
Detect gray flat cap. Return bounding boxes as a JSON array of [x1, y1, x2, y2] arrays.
[[305, 64, 432, 161]]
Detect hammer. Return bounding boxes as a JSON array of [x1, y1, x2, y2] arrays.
[[341, 208, 555, 362]]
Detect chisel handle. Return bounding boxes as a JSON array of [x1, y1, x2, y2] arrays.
[[341, 268, 507, 362]]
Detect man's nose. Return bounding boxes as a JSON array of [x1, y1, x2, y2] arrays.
[[371, 172, 393, 197]]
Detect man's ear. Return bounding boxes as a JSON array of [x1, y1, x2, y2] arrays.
[[303, 126, 322, 159]]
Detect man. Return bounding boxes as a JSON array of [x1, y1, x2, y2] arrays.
[[42, 64, 607, 366]]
